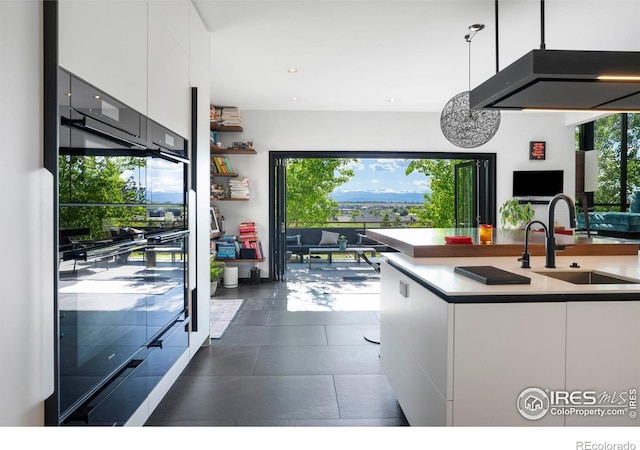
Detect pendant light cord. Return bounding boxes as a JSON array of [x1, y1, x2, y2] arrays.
[[468, 38, 472, 93], [540, 0, 546, 49]]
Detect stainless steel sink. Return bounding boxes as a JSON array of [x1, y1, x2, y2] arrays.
[[534, 270, 640, 285]]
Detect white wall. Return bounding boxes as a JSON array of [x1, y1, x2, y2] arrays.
[[215, 110, 575, 277], [0, 1, 54, 426]]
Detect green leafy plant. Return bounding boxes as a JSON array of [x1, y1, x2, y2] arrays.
[[499, 198, 534, 228], [210, 256, 225, 281]]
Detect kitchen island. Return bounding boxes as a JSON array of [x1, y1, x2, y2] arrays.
[[369, 228, 640, 426]]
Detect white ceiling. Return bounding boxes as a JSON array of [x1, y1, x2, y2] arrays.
[[192, 0, 640, 113]]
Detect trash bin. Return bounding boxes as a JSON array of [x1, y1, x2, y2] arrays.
[[250, 267, 260, 285], [223, 266, 238, 288]]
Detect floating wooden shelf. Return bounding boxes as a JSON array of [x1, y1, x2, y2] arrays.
[[210, 122, 243, 132], [210, 144, 256, 154], [219, 258, 265, 263], [210, 172, 239, 177], [210, 197, 249, 202]]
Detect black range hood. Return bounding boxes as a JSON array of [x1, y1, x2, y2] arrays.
[[469, 49, 640, 111]]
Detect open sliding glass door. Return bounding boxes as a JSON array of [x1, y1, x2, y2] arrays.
[[270, 154, 287, 281], [455, 158, 492, 228], [455, 161, 476, 228]]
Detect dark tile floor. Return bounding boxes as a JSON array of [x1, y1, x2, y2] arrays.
[[145, 261, 408, 426]]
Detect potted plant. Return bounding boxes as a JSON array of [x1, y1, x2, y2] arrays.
[[210, 255, 225, 297], [499, 198, 534, 229], [337, 234, 348, 250]]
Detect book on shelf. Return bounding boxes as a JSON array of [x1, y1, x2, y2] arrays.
[[237, 222, 262, 259], [229, 178, 250, 199], [216, 235, 237, 259], [210, 105, 243, 128], [212, 156, 233, 174]]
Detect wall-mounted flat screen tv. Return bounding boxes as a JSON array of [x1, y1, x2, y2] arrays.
[[513, 170, 564, 197]]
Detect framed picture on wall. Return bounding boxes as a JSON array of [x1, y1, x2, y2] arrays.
[[530, 141, 546, 160], [210, 207, 220, 234]]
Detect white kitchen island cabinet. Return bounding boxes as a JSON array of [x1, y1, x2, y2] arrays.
[[379, 254, 640, 427]]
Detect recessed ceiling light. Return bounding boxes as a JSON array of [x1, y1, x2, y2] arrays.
[[291, 97, 300, 101], [287, 68, 298, 73], [388, 98, 397, 103], [94, 95, 101, 99]]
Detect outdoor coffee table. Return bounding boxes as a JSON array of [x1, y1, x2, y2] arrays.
[[308, 247, 376, 270]]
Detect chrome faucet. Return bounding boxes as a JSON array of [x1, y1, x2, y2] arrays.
[[518, 220, 549, 269], [545, 193, 577, 268]]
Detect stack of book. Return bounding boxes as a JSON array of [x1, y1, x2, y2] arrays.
[[238, 222, 263, 260], [211, 156, 234, 174], [218, 106, 243, 128], [229, 177, 250, 199], [216, 235, 237, 259]]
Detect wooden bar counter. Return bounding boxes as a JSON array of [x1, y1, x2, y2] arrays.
[[366, 227, 638, 258]]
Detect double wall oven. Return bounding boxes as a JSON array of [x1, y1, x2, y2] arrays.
[[47, 69, 190, 425]]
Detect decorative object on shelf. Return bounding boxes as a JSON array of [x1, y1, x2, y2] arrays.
[[529, 141, 546, 160], [210, 207, 221, 234], [337, 234, 348, 250], [440, 24, 501, 148], [232, 141, 253, 150], [499, 198, 534, 229]]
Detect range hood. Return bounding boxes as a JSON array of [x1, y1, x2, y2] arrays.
[[469, 49, 640, 111]]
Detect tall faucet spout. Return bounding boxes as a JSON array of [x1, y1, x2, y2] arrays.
[[546, 193, 577, 268], [519, 220, 548, 269]]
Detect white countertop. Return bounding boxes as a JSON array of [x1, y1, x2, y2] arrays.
[[383, 252, 640, 300]]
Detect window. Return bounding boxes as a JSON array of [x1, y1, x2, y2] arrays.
[[577, 113, 640, 212]]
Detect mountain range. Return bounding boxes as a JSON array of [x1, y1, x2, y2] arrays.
[[331, 190, 427, 204]]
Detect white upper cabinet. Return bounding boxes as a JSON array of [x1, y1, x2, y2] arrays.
[[147, 1, 190, 138], [59, 0, 148, 115]]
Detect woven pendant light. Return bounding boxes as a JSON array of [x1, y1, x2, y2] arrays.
[[441, 24, 500, 148]]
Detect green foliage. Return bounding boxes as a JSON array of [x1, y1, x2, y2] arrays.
[[593, 114, 623, 208], [286, 158, 356, 226], [58, 155, 147, 239], [499, 198, 534, 228], [405, 159, 460, 228], [210, 257, 225, 281], [590, 113, 640, 210]]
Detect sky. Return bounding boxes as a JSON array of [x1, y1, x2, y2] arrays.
[[333, 158, 431, 195]]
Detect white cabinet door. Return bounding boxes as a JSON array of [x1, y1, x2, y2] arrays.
[[379, 260, 452, 425], [59, 0, 148, 114], [565, 301, 640, 426], [452, 302, 567, 426], [147, 1, 190, 138]]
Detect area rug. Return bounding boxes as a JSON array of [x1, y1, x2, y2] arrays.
[[210, 299, 244, 339]]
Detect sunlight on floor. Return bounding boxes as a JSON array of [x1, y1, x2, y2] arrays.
[[284, 261, 381, 312]]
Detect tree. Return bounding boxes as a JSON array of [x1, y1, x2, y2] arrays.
[[405, 159, 463, 228], [286, 158, 355, 226], [593, 114, 622, 209], [59, 155, 147, 239]]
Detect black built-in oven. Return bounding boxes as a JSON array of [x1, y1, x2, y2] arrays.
[[49, 69, 189, 425]]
